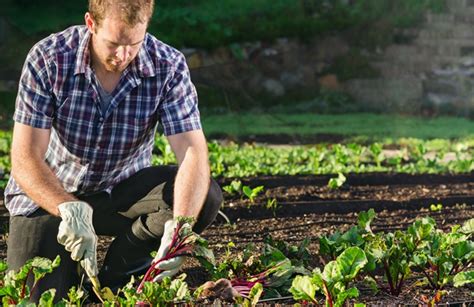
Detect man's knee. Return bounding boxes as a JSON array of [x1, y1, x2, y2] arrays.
[[194, 179, 223, 233]]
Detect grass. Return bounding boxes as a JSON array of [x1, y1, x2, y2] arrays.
[[201, 112, 474, 141]]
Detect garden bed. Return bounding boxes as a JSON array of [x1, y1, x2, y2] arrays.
[[0, 172, 473, 305]]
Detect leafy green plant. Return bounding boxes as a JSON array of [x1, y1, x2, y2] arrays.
[[319, 209, 375, 261], [206, 242, 307, 300], [263, 235, 312, 268], [242, 185, 264, 203], [0, 256, 60, 305], [222, 180, 242, 196], [137, 217, 215, 293], [61, 286, 86, 306], [265, 198, 280, 216], [453, 270, 474, 287], [104, 275, 191, 306], [411, 220, 474, 290], [328, 172, 347, 190], [290, 247, 367, 307], [369, 143, 384, 168]]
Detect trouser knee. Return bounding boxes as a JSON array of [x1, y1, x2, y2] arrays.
[[193, 178, 223, 233]]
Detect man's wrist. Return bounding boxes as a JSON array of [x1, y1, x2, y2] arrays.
[[57, 201, 92, 219]]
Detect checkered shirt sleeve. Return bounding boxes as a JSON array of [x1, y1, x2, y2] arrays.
[[13, 45, 54, 129], [158, 52, 202, 136]]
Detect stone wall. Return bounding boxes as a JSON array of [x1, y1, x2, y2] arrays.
[[185, 0, 474, 116]]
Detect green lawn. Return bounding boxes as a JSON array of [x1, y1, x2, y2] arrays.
[[202, 112, 474, 141]]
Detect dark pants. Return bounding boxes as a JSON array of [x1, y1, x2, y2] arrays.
[[7, 165, 223, 302]]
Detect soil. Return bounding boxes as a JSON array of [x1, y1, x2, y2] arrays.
[[0, 172, 473, 306]]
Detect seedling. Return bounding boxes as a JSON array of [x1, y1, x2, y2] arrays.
[[223, 180, 242, 196], [430, 203, 443, 212], [328, 172, 346, 190], [242, 185, 264, 203], [265, 198, 279, 216]]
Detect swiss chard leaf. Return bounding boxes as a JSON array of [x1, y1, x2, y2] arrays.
[[289, 275, 319, 304], [453, 271, 474, 287]]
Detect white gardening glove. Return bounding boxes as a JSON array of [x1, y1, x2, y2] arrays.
[[57, 201, 98, 279], [152, 219, 187, 282]]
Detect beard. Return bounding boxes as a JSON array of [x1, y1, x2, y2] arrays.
[[104, 58, 127, 73]]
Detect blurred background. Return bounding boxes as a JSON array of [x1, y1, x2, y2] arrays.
[[0, 0, 473, 143]]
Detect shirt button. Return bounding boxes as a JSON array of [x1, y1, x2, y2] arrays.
[[98, 118, 104, 123]]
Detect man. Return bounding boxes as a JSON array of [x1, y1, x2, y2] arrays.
[[5, 0, 222, 301]]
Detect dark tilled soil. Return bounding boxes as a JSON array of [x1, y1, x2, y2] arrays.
[[1, 172, 473, 306]]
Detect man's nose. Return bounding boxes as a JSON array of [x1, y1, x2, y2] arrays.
[[116, 46, 130, 62]]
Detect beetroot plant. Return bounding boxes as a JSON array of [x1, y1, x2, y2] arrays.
[[136, 217, 214, 293], [0, 256, 60, 305], [290, 246, 367, 307], [411, 218, 474, 290]]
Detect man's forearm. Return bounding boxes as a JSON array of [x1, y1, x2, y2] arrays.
[[172, 147, 210, 219], [11, 155, 77, 216]]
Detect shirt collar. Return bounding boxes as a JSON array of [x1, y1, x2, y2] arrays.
[[74, 29, 156, 78], [131, 34, 156, 78], [74, 28, 91, 76]]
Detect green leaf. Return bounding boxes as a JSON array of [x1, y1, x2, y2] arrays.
[[334, 287, 359, 307], [323, 261, 342, 283], [358, 209, 376, 233], [0, 260, 7, 273], [341, 226, 364, 246], [290, 275, 318, 303], [328, 173, 346, 190], [194, 244, 216, 266], [242, 186, 252, 198], [461, 219, 474, 235], [248, 283, 263, 306], [453, 271, 474, 287], [38, 289, 56, 307], [31, 257, 60, 283], [170, 279, 190, 301], [408, 217, 436, 241], [319, 235, 338, 258], [453, 241, 474, 260], [336, 247, 367, 281]]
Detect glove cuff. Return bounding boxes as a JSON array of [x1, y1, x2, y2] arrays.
[[58, 201, 93, 221]]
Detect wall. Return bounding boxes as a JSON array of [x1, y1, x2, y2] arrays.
[[185, 0, 474, 116]]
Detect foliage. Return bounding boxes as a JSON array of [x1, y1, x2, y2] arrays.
[[328, 172, 346, 190], [290, 247, 367, 306], [136, 217, 215, 293], [263, 235, 312, 268], [0, 133, 472, 190], [242, 185, 264, 203], [1, 214, 474, 305], [205, 241, 308, 300], [0, 256, 60, 305], [2, 0, 446, 50], [410, 220, 474, 290]]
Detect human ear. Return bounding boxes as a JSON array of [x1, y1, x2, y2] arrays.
[[84, 12, 96, 33]]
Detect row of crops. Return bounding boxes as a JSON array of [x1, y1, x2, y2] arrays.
[[1, 211, 473, 305], [0, 131, 472, 189]]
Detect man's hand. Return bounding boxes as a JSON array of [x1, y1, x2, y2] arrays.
[[152, 219, 186, 281], [57, 201, 98, 278]]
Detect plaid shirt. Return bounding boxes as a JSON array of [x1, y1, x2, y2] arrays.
[[5, 25, 202, 216]]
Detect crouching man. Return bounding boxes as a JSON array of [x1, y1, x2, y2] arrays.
[[5, 0, 222, 301]]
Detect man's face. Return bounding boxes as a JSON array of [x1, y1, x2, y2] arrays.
[[86, 12, 147, 73]]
